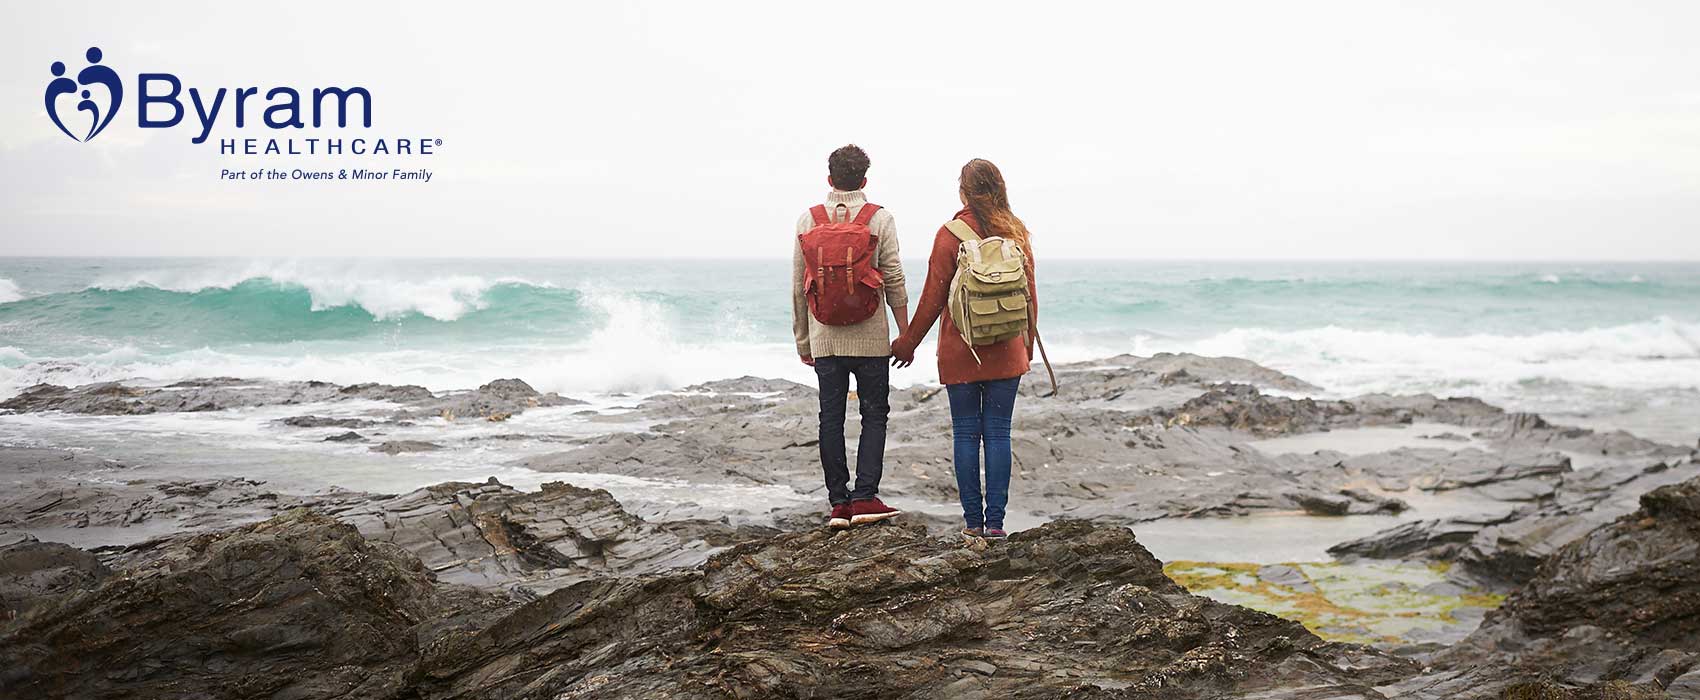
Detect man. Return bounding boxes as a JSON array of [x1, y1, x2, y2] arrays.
[[793, 144, 908, 529]]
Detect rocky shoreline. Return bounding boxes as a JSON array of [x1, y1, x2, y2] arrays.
[[1, 353, 1696, 697]]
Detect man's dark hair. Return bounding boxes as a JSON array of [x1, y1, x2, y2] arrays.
[[827, 144, 870, 191]]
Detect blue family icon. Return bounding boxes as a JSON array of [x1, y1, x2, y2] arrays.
[[45, 46, 123, 142]]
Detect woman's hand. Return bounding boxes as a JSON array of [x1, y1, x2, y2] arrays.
[[890, 337, 915, 367]]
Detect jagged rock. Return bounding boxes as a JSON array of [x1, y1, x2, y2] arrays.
[[1145, 383, 1358, 436], [1256, 564, 1316, 593], [1384, 475, 1700, 698], [679, 376, 814, 395], [1497, 679, 1669, 700], [1128, 352, 1323, 393], [0, 477, 283, 532], [0, 382, 152, 415], [1329, 457, 1700, 585], [0, 377, 582, 423], [334, 478, 712, 595], [0, 513, 1420, 699], [390, 378, 585, 421], [515, 369, 1682, 531], [1330, 513, 1517, 561], [0, 511, 508, 699], [280, 415, 376, 429], [408, 520, 1416, 698], [0, 379, 356, 414], [1290, 491, 1351, 516], [1339, 448, 1572, 492], [324, 430, 366, 442], [339, 382, 437, 402], [370, 440, 443, 454], [1287, 488, 1407, 516], [0, 474, 380, 551], [0, 534, 109, 618], [1339, 487, 1410, 514], [1029, 353, 1322, 403]]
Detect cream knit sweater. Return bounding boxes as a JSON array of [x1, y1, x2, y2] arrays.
[[792, 189, 907, 358]]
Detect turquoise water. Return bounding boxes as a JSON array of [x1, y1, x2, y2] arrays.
[[2, 258, 1697, 444]]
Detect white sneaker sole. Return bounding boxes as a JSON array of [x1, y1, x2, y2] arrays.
[[850, 510, 901, 525], [828, 518, 851, 529]]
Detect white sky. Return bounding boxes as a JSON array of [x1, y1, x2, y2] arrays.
[[2, 1, 1698, 260]]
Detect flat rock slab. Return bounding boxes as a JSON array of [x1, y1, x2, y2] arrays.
[[331, 478, 714, 596], [0, 377, 582, 422]]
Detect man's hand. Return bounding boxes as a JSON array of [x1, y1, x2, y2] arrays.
[[800, 355, 815, 367]]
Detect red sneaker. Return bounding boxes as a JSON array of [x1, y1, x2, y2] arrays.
[[849, 497, 902, 525], [828, 503, 852, 530]]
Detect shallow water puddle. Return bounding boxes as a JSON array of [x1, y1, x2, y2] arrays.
[[1164, 559, 1502, 645], [1248, 422, 1485, 456]]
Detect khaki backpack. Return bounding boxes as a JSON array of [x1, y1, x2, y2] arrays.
[[944, 219, 1057, 395]]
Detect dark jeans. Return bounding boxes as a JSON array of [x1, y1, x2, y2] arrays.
[[946, 376, 1020, 529], [814, 356, 890, 505]]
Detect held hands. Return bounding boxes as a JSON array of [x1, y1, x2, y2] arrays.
[[890, 337, 915, 368]]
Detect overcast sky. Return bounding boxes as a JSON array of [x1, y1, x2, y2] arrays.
[[3, 1, 1698, 259]]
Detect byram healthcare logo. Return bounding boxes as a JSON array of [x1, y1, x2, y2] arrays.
[[40, 45, 439, 165], [45, 46, 122, 142]]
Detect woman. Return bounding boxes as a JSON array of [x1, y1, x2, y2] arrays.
[[891, 159, 1037, 540]]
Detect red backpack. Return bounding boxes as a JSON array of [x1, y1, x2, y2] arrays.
[[799, 202, 884, 326]]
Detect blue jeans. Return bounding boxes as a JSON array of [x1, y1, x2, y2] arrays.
[[946, 376, 1020, 529]]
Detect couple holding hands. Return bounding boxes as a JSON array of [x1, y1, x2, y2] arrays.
[[793, 144, 1048, 540]]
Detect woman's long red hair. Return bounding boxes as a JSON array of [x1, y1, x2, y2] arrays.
[[959, 159, 1031, 258]]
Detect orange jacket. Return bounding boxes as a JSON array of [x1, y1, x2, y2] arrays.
[[893, 208, 1037, 385]]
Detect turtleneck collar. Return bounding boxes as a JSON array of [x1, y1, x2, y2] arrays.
[[826, 189, 866, 206]]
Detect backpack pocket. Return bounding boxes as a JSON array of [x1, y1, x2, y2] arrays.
[[965, 292, 1029, 343]]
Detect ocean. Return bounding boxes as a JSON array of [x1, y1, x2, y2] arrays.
[[2, 257, 1697, 446]]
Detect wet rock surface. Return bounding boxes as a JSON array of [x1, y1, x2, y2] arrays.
[[516, 354, 1685, 531], [330, 478, 714, 596], [0, 474, 309, 534], [370, 439, 445, 454], [414, 519, 1418, 699], [0, 534, 109, 619], [3, 353, 1698, 697], [0, 507, 1422, 699], [0, 511, 508, 699], [1383, 475, 1700, 699], [0, 376, 582, 421], [0, 466, 712, 597], [1331, 455, 1700, 586]]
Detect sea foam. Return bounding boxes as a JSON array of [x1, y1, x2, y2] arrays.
[[90, 260, 551, 321], [1131, 317, 1700, 397]]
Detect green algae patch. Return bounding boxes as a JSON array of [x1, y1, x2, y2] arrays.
[[1163, 559, 1504, 646]]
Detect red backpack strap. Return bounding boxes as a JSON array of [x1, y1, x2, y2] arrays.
[[851, 203, 881, 226], [809, 205, 830, 225]]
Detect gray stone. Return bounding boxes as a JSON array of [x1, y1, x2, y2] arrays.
[[370, 440, 442, 454], [1257, 564, 1317, 593]]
